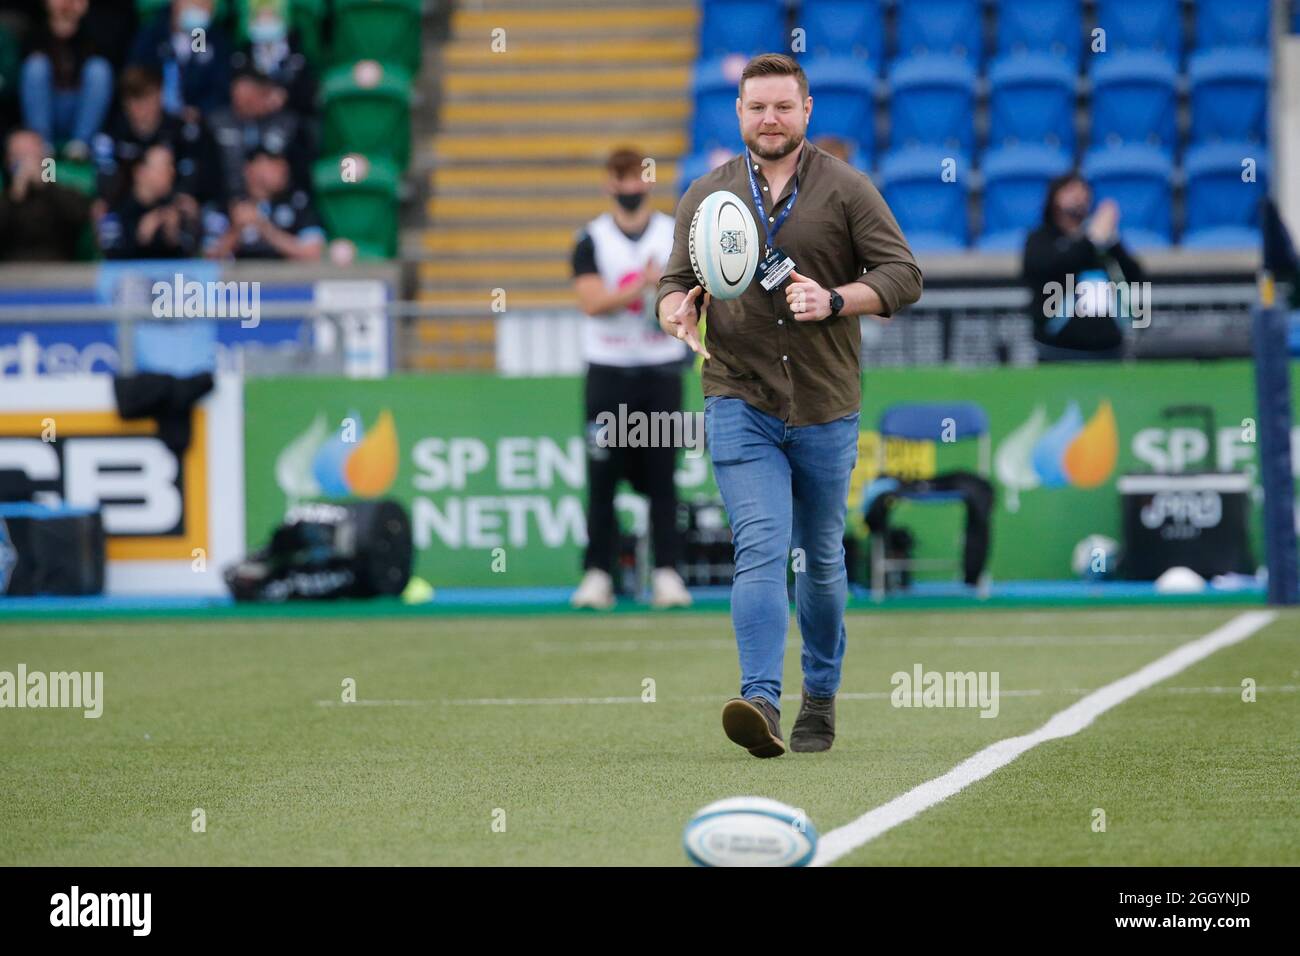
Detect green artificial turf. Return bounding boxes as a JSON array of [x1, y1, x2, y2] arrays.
[[0, 607, 1295, 865]]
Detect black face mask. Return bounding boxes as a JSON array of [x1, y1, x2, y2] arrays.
[[615, 191, 645, 212], [1060, 202, 1090, 223]]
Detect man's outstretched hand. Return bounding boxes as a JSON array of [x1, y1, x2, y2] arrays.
[[660, 285, 712, 359]]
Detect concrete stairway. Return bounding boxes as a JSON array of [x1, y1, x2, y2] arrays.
[[404, 0, 699, 370]]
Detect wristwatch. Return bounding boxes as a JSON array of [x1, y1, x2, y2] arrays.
[[828, 289, 844, 318]]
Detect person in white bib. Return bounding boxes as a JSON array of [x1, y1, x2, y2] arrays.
[[569, 146, 693, 610]]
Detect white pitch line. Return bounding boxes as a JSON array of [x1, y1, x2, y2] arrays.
[[313, 684, 1296, 709], [810, 610, 1279, 867], [530, 633, 1192, 653]]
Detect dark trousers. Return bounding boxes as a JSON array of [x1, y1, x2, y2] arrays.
[[583, 361, 684, 574]]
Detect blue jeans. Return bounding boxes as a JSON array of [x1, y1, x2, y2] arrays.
[[704, 395, 860, 713], [20, 53, 114, 146]]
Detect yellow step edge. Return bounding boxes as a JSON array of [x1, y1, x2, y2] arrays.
[[413, 321, 498, 341], [408, 357, 498, 370], [435, 132, 686, 160], [432, 163, 682, 190], [444, 38, 695, 67], [428, 195, 676, 219], [420, 260, 572, 281], [417, 290, 580, 308], [445, 67, 690, 94], [452, 8, 697, 33], [441, 100, 689, 124], [422, 229, 579, 252]]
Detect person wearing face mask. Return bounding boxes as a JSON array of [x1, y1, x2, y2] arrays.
[[569, 146, 694, 610], [229, 7, 317, 117], [129, 0, 232, 120], [1023, 173, 1145, 360]]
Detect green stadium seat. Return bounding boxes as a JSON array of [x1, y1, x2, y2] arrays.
[[322, 61, 412, 169], [289, 0, 328, 64], [54, 158, 101, 259], [312, 152, 400, 259], [331, 0, 421, 76], [0, 23, 20, 106], [56, 158, 98, 196]]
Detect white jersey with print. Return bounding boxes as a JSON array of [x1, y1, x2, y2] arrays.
[[582, 211, 688, 367]]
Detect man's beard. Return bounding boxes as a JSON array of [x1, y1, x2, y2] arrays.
[[745, 128, 805, 161]]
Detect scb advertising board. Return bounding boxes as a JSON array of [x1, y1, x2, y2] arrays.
[[0, 375, 244, 596]]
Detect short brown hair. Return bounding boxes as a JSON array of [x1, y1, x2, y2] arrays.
[[738, 53, 809, 102], [605, 146, 644, 179], [120, 66, 162, 101]]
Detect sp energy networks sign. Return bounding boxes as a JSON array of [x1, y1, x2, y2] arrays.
[[0, 375, 244, 595], [244, 364, 1289, 585]]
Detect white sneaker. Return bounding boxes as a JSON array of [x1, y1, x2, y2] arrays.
[[571, 568, 615, 609], [651, 567, 693, 608]]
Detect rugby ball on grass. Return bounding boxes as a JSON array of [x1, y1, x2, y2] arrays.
[[689, 190, 760, 300], [683, 796, 817, 867]]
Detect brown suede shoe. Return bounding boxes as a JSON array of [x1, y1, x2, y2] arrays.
[[721, 696, 786, 758], [790, 688, 836, 753]]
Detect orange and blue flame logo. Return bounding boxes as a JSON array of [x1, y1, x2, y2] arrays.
[[996, 401, 1118, 511], [276, 410, 399, 500]]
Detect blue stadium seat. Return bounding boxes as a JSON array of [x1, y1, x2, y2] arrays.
[[800, 0, 883, 63], [1189, 49, 1271, 146], [1089, 53, 1178, 154], [677, 151, 718, 197], [698, 0, 787, 57], [803, 56, 876, 161], [1095, 0, 1181, 63], [1183, 142, 1268, 248], [978, 144, 1072, 250], [992, 0, 1082, 65], [692, 58, 742, 151], [988, 54, 1076, 151], [896, 0, 983, 61], [878, 147, 971, 250], [1194, 0, 1270, 50], [887, 54, 977, 155], [1082, 145, 1173, 249]]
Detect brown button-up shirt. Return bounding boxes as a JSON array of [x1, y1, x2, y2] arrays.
[[655, 140, 923, 426]]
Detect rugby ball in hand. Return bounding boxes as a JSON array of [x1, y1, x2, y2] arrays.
[[689, 190, 760, 300], [683, 796, 818, 867]]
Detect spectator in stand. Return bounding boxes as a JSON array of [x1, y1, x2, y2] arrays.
[[19, 0, 112, 159], [812, 134, 853, 165], [92, 65, 223, 207], [98, 143, 202, 259], [231, 3, 317, 116], [1023, 173, 1145, 361], [129, 0, 231, 120], [207, 63, 310, 199], [0, 127, 90, 260], [206, 143, 323, 261]]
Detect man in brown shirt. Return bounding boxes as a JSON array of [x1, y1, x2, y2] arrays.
[[656, 53, 922, 759]]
